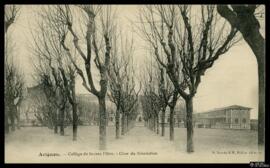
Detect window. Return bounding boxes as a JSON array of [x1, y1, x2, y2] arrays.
[[167, 118, 170, 123], [242, 118, 246, 123], [235, 118, 239, 124]]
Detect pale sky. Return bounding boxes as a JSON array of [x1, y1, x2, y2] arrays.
[[7, 5, 265, 119]]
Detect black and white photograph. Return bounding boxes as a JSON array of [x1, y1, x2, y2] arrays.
[[4, 4, 266, 163]]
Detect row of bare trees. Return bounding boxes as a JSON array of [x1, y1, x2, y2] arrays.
[[138, 4, 265, 153], [5, 5, 25, 134], [31, 7, 79, 140], [5, 4, 264, 153], [141, 59, 180, 141], [141, 64, 162, 135], [138, 5, 241, 152], [32, 4, 264, 153], [107, 32, 141, 138], [31, 5, 140, 149]]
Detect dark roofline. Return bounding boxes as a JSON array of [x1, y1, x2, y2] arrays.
[[196, 105, 252, 115]]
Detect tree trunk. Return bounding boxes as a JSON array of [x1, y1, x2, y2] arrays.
[[156, 115, 159, 134], [185, 97, 194, 153], [150, 118, 152, 130], [54, 110, 58, 134], [152, 118, 155, 131], [71, 82, 78, 141], [96, 117, 99, 126], [241, 27, 265, 146], [54, 125, 58, 134], [16, 106, 20, 129], [115, 108, 120, 139], [161, 108, 166, 136], [126, 114, 129, 133], [217, 5, 265, 147], [10, 112, 15, 131], [72, 102, 78, 141], [149, 119, 151, 130], [5, 113, 9, 134], [121, 113, 125, 135], [257, 56, 265, 146], [98, 97, 107, 150], [153, 116, 156, 132], [60, 108, 65, 136], [169, 106, 175, 141], [106, 112, 109, 126]]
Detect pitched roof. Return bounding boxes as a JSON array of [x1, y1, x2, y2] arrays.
[[212, 105, 251, 111], [197, 105, 252, 115]]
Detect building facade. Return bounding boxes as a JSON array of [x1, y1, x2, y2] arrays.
[[158, 105, 251, 130], [194, 105, 251, 129]]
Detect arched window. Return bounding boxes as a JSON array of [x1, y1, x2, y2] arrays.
[[235, 118, 239, 124], [242, 118, 246, 123]]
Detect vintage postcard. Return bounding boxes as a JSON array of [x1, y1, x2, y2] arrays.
[[4, 4, 266, 164]]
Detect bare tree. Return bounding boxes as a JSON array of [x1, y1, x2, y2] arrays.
[[120, 87, 141, 134], [141, 91, 156, 132], [5, 5, 20, 33], [141, 70, 153, 130], [168, 90, 179, 140], [141, 62, 163, 134], [34, 59, 68, 135], [59, 65, 78, 140], [30, 14, 71, 136], [157, 67, 173, 137], [5, 62, 24, 132], [34, 98, 54, 128], [107, 32, 136, 138], [141, 93, 152, 129], [139, 5, 239, 152], [46, 5, 117, 149], [158, 61, 180, 141], [118, 52, 141, 135], [5, 5, 22, 134], [217, 5, 265, 146], [5, 47, 24, 133]]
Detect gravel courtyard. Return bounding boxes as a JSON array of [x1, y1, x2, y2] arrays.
[[5, 125, 264, 163]]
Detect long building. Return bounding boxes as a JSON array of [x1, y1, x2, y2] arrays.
[[159, 104, 251, 130], [194, 105, 251, 129]]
